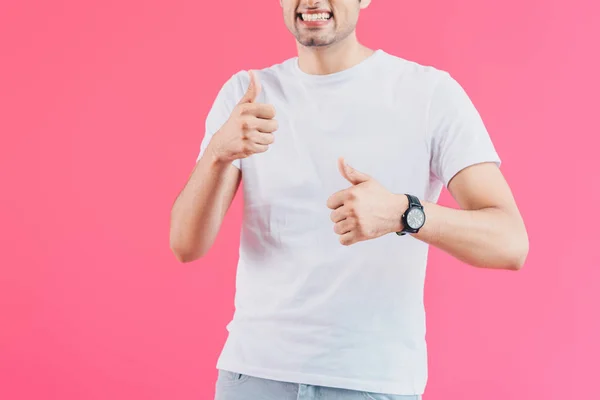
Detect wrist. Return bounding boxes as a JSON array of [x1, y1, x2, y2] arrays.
[[389, 194, 409, 234], [206, 138, 230, 167], [396, 194, 427, 236]]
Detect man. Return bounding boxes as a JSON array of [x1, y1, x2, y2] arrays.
[[170, 0, 529, 399]]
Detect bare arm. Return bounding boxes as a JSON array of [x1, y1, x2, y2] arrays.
[[329, 160, 528, 271], [169, 148, 241, 263], [169, 70, 276, 263], [406, 72, 528, 270], [410, 162, 529, 270]]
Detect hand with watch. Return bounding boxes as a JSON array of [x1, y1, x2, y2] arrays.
[[397, 194, 426, 236], [327, 158, 428, 245]]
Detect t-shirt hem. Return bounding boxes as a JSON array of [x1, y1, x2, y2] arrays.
[[215, 360, 424, 396]]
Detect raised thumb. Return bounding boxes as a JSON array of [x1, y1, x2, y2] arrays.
[[338, 157, 370, 185], [238, 70, 261, 104]]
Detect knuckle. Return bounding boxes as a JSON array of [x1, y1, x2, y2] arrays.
[[239, 141, 251, 152], [238, 103, 251, 115], [353, 214, 362, 227], [347, 205, 356, 217], [240, 119, 252, 131]]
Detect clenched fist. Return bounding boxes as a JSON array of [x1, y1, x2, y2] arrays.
[[209, 70, 278, 164]]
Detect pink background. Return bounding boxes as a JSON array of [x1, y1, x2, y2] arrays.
[[1, 1, 598, 399]]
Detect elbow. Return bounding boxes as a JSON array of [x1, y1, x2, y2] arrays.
[[171, 245, 205, 263], [172, 248, 201, 263], [505, 232, 529, 271], [169, 220, 209, 263], [506, 250, 527, 271], [170, 235, 206, 264]]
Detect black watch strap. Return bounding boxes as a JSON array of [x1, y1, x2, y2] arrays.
[[397, 194, 424, 236], [406, 194, 421, 209]]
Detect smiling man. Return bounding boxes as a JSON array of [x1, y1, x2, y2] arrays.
[[169, 0, 529, 399]]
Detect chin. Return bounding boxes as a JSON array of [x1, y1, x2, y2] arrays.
[[300, 39, 333, 47], [296, 34, 335, 47]]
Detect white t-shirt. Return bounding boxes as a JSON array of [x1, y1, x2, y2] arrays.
[[197, 49, 501, 395]]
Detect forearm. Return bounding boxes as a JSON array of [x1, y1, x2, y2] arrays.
[[391, 195, 528, 270], [169, 147, 240, 262]]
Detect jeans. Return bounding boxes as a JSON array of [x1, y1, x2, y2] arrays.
[[214, 370, 422, 400]]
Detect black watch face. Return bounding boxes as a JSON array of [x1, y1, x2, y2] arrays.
[[406, 208, 425, 229]]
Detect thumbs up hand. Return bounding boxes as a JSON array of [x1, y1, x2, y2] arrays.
[[326, 157, 408, 246], [209, 70, 278, 164]]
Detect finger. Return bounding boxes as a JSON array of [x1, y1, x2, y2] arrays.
[[330, 206, 349, 223], [326, 189, 349, 210], [255, 118, 278, 133], [338, 157, 370, 185], [240, 103, 276, 119], [238, 70, 261, 104], [249, 131, 274, 145], [240, 115, 275, 134], [334, 218, 354, 235], [252, 103, 276, 119], [247, 142, 269, 154], [339, 231, 357, 246]]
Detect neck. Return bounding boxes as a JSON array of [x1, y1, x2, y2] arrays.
[[296, 32, 375, 75]]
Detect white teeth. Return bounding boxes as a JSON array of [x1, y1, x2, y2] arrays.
[[302, 12, 331, 21]]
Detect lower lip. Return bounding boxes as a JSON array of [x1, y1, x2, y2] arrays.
[[298, 16, 333, 27]]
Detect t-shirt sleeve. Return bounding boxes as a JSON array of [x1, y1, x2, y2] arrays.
[[428, 71, 501, 188], [196, 72, 244, 169]]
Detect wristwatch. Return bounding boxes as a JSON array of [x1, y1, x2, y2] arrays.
[[397, 194, 426, 236]]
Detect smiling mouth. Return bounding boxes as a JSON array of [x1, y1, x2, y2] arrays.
[[297, 11, 333, 22]]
